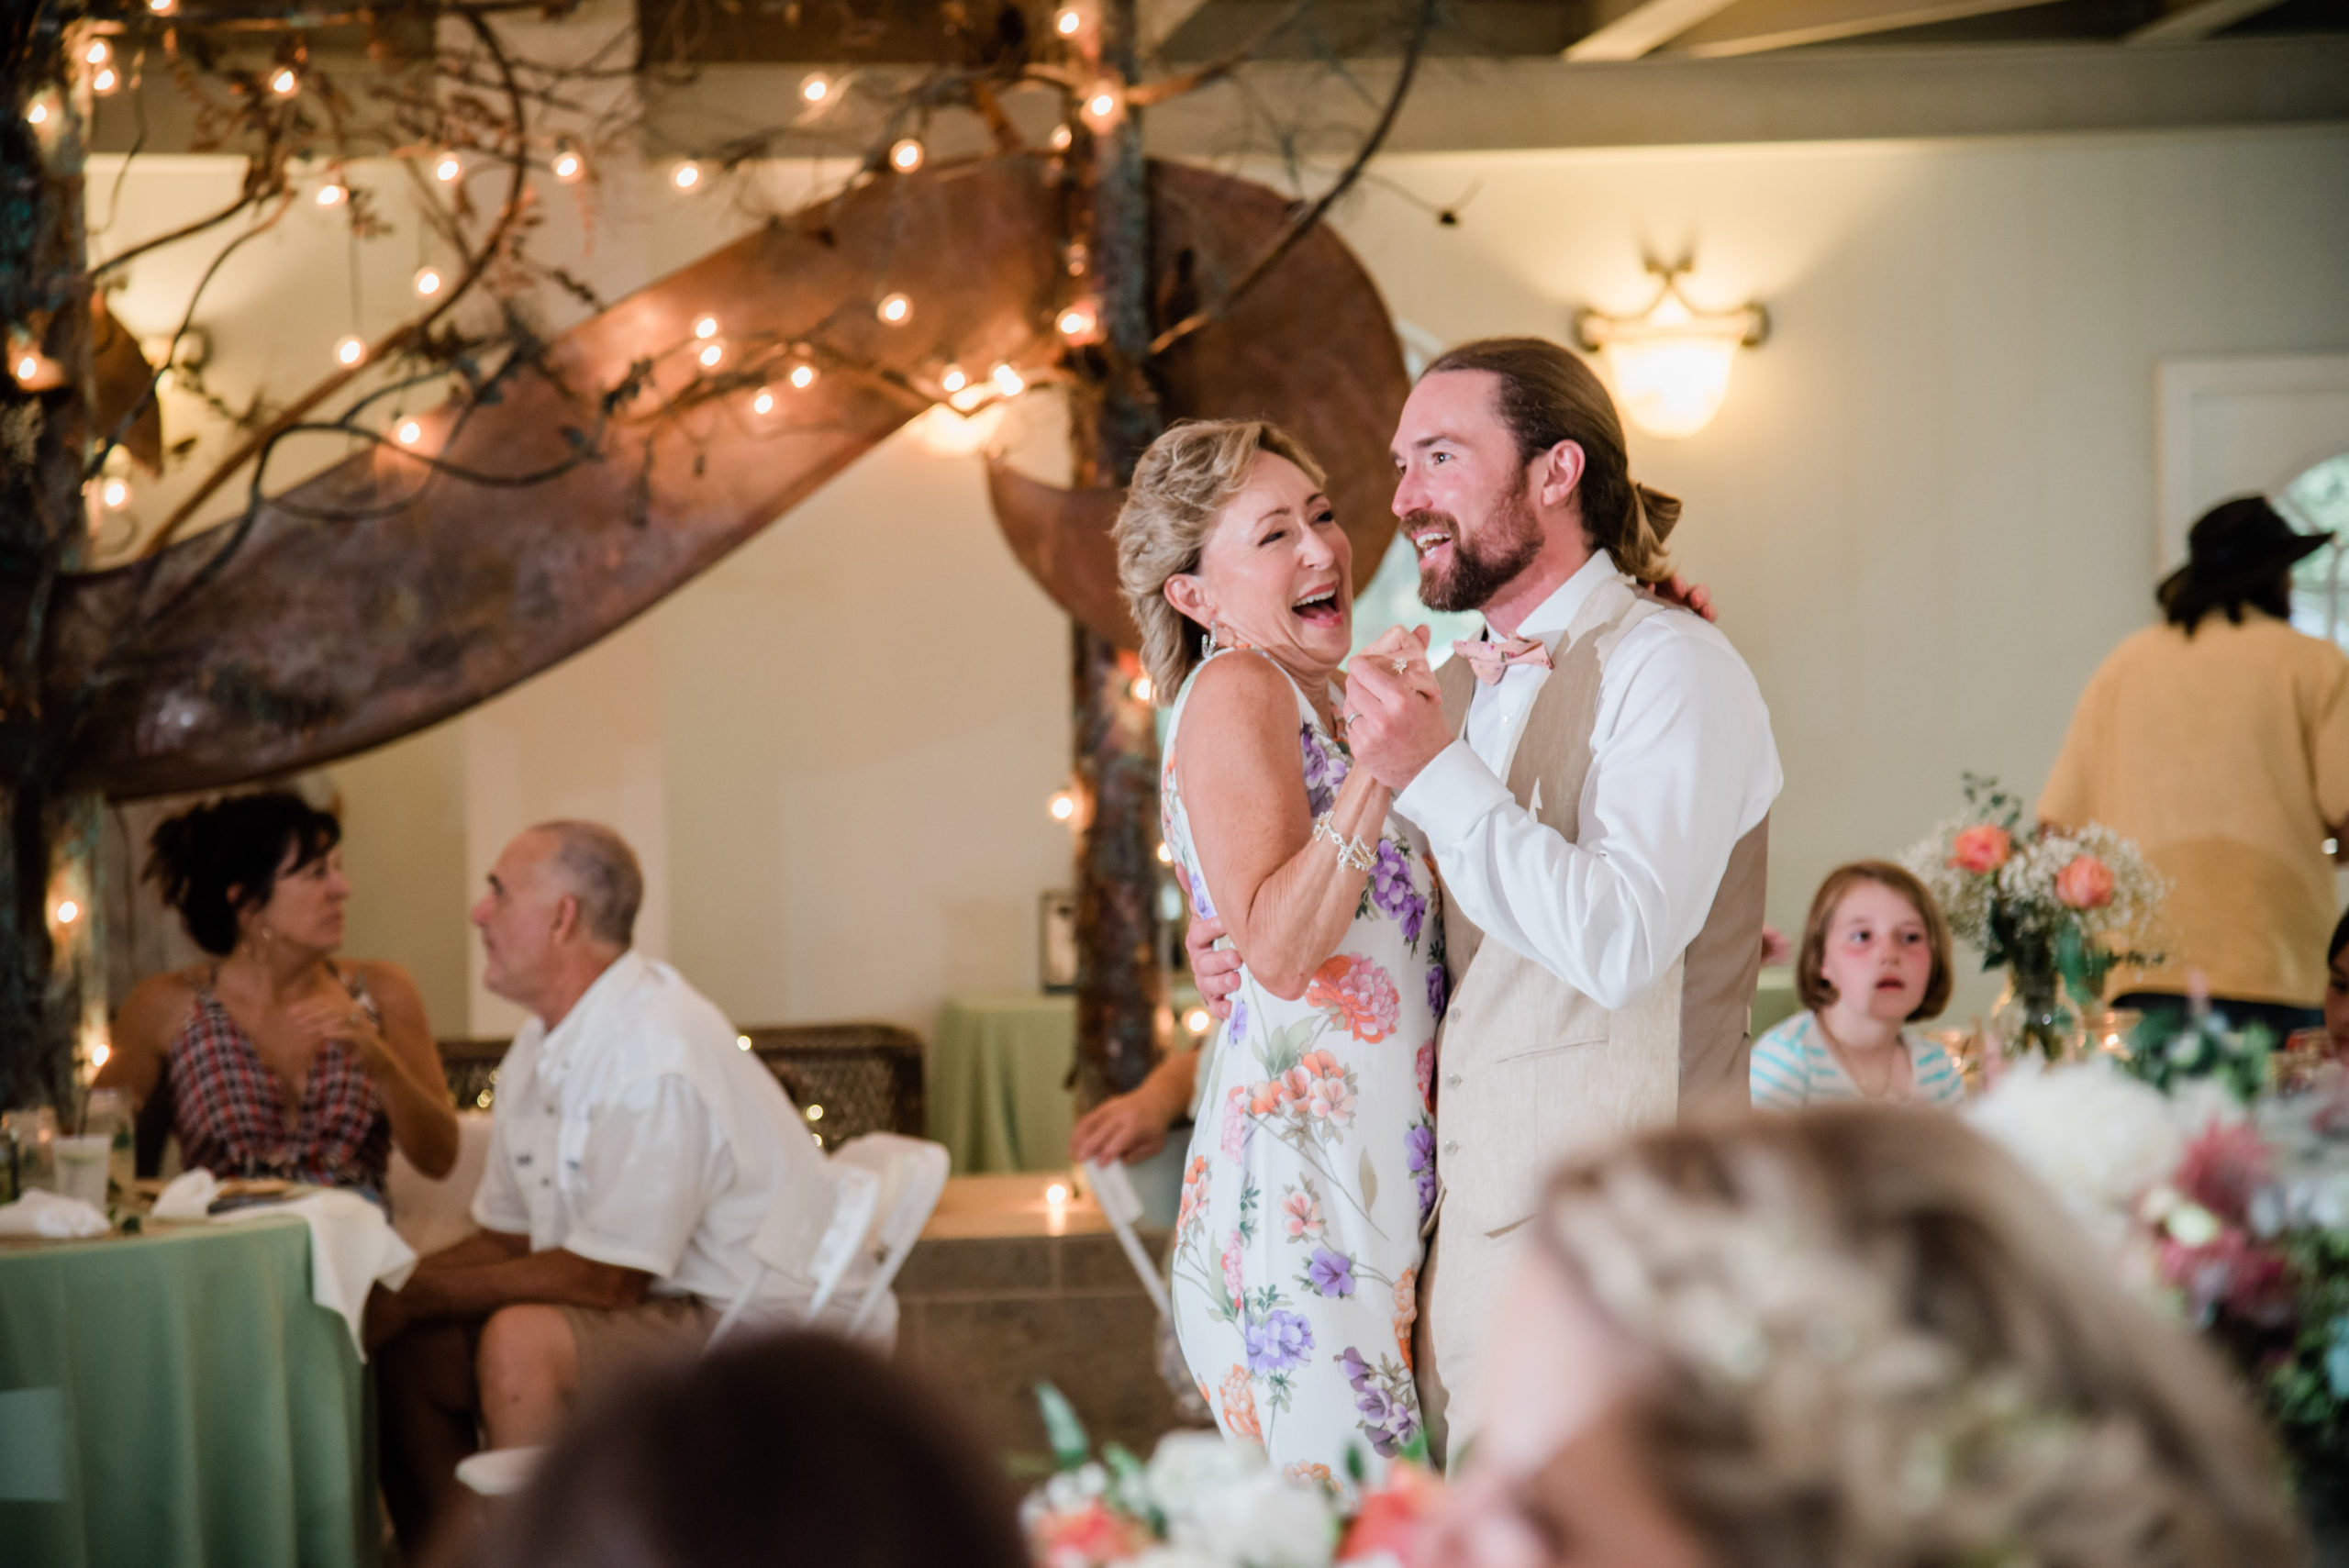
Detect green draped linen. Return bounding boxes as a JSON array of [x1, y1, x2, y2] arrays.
[[0, 1217, 375, 1568]]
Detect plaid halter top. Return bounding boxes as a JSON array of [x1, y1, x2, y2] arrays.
[[166, 965, 392, 1191]]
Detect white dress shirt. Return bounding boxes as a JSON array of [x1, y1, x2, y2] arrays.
[[472, 951, 841, 1320], [1394, 553, 1782, 1008]]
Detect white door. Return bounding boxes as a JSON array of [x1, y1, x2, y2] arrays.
[[2155, 353, 2349, 574]]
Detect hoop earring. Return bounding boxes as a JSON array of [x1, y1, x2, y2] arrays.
[[1205, 622, 1222, 657]]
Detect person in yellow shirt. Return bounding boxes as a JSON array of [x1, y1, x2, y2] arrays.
[[2040, 495, 2349, 1036]]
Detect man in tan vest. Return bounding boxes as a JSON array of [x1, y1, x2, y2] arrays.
[[1341, 339, 1781, 1465]]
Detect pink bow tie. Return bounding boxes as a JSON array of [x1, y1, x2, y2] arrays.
[[1453, 634, 1553, 684]]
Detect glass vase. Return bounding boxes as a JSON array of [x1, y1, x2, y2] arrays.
[[1992, 963, 2087, 1063]]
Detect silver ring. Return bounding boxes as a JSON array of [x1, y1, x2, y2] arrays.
[[1390, 657, 1410, 674]]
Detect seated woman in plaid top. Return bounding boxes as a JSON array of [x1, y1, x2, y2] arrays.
[[96, 791, 458, 1194]]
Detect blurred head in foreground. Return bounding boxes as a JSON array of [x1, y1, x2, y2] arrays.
[[1426, 1106, 2307, 1568], [470, 1331, 1029, 1568]]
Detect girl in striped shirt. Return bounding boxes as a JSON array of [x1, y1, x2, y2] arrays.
[[1752, 861, 1967, 1109]]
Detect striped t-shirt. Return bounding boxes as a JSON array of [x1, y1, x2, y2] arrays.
[[1749, 1010, 1966, 1111]]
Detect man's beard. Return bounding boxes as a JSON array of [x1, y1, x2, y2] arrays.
[[1411, 485, 1543, 613]]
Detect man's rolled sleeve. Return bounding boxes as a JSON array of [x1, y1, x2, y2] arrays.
[[559, 1074, 720, 1282]]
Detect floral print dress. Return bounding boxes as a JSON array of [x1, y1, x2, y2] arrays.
[[1163, 649, 1446, 1486]]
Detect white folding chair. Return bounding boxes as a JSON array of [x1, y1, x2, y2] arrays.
[[1083, 1159, 1172, 1320], [704, 1157, 881, 1351], [826, 1133, 950, 1342]]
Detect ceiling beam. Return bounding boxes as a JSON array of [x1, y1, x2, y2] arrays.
[[1662, 0, 2065, 57], [2127, 0, 2294, 43], [1564, 0, 1752, 61]]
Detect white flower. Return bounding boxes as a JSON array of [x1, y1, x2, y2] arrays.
[[1144, 1430, 1267, 1522], [1965, 1059, 2184, 1245], [1169, 1472, 1337, 1568]]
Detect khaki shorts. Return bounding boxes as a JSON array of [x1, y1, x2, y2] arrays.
[[557, 1295, 718, 1394]]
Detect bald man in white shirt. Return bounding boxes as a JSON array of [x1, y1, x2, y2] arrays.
[[370, 821, 856, 1557], [1339, 338, 1781, 1464]]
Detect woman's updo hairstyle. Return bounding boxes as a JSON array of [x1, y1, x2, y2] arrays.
[[146, 791, 341, 956], [1112, 419, 1330, 705]]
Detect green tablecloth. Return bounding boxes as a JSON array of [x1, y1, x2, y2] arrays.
[[0, 1217, 376, 1568], [930, 989, 1203, 1174], [930, 992, 1086, 1174]]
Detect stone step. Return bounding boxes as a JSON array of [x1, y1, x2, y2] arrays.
[[896, 1173, 1199, 1463]]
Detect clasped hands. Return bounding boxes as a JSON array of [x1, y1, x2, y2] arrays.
[[1341, 625, 1455, 792]]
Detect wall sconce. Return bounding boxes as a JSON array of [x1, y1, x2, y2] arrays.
[[1574, 260, 1768, 439]]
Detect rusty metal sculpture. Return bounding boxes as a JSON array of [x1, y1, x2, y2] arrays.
[[55, 155, 1401, 797]]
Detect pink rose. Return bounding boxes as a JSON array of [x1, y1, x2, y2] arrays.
[[1948, 824, 2013, 875], [2054, 854, 2114, 910], [1221, 1232, 1246, 1308]]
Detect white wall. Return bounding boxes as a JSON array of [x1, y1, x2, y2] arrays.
[[95, 123, 2349, 1037]]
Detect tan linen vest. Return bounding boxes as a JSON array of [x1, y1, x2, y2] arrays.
[[1431, 577, 1767, 1238]]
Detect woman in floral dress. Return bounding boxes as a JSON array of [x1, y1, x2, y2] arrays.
[[1111, 419, 1444, 1484]]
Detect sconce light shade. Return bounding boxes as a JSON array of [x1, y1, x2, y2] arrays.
[[1575, 262, 1767, 440]]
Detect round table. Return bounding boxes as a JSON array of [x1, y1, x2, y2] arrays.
[[0, 1217, 377, 1568]]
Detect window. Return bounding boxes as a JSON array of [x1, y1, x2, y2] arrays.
[[2283, 453, 2349, 646]]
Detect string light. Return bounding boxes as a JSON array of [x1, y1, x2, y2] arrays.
[[13, 351, 38, 383], [940, 364, 967, 394], [269, 66, 300, 97], [1057, 303, 1097, 339], [412, 265, 443, 297], [788, 362, 817, 390], [1131, 673, 1154, 703], [1050, 124, 1072, 151], [84, 39, 111, 67], [876, 293, 912, 325], [1081, 80, 1125, 130], [334, 335, 366, 367], [1056, 7, 1084, 35], [433, 152, 462, 183], [694, 316, 718, 339], [737, 1034, 752, 1051], [671, 160, 702, 192], [751, 387, 775, 415], [149, 0, 175, 13], [316, 180, 348, 207], [1048, 789, 1076, 822], [27, 102, 49, 128], [799, 72, 832, 105], [1045, 1181, 1070, 1205], [1066, 241, 1089, 276], [54, 899, 80, 925], [91, 67, 118, 95], [991, 362, 1025, 397], [395, 419, 423, 446], [805, 1103, 825, 1123], [90, 1040, 110, 1068], [1186, 1008, 1212, 1034], [1155, 841, 1173, 864], [100, 478, 129, 509], [888, 138, 924, 173], [697, 341, 724, 368], [551, 142, 584, 182]]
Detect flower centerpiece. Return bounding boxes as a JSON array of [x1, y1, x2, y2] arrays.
[[1020, 1386, 1442, 1568], [1968, 1058, 2349, 1529], [1903, 773, 2165, 1061]]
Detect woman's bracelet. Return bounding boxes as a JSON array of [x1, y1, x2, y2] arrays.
[[1311, 813, 1378, 874]]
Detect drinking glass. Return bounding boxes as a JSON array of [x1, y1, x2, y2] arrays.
[[2, 1106, 58, 1192], [83, 1087, 135, 1202], [54, 1135, 111, 1211]]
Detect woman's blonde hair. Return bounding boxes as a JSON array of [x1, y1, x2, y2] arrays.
[[1796, 860, 1954, 1022], [1112, 419, 1330, 704], [1534, 1108, 2307, 1568]]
